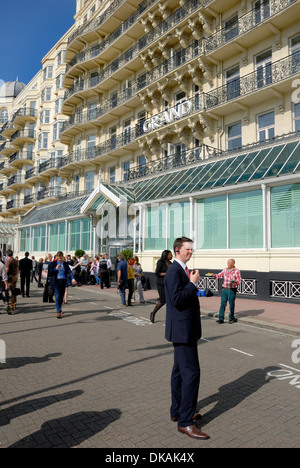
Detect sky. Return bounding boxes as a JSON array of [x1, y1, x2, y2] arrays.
[[0, 0, 76, 85]]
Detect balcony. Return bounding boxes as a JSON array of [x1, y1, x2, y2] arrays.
[[0, 141, 18, 157], [11, 129, 36, 147], [0, 159, 13, 176], [62, 41, 204, 139], [65, 0, 161, 78], [0, 122, 17, 139], [11, 107, 38, 128], [203, 50, 300, 115], [67, 0, 141, 51], [0, 181, 11, 195], [204, 0, 300, 62], [7, 174, 28, 190], [9, 151, 34, 168], [63, 0, 203, 110]]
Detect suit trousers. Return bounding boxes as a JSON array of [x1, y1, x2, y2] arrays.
[[21, 273, 30, 297], [54, 279, 67, 314], [171, 342, 200, 428]]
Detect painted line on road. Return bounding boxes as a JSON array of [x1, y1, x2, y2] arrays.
[[230, 348, 254, 357], [279, 363, 300, 372]]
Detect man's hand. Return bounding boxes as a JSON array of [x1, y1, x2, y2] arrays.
[[190, 269, 200, 284]]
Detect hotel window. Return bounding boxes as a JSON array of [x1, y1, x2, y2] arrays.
[[123, 119, 131, 144], [56, 74, 64, 90], [227, 121, 242, 150], [55, 98, 63, 115], [57, 50, 66, 66], [138, 155, 146, 176], [40, 109, 50, 124], [294, 103, 300, 132], [109, 166, 116, 183], [43, 66, 53, 80], [271, 183, 300, 248], [38, 132, 49, 149], [53, 122, 63, 141], [41, 87, 51, 102], [256, 49, 272, 89], [226, 64, 240, 100], [167, 201, 190, 250], [85, 171, 95, 191], [290, 33, 300, 74], [224, 14, 239, 42], [123, 161, 130, 181], [253, 0, 270, 25], [257, 110, 275, 141], [110, 126, 117, 150], [197, 196, 227, 250], [0, 109, 8, 123], [145, 204, 167, 251], [229, 190, 263, 249], [88, 102, 97, 120], [87, 134, 96, 158]]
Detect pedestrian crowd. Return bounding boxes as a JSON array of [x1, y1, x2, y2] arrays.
[[0, 239, 242, 442]]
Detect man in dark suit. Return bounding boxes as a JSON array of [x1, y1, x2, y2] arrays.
[[165, 237, 209, 440], [19, 252, 33, 297]]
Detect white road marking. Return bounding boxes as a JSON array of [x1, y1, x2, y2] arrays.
[[230, 348, 254, 357]]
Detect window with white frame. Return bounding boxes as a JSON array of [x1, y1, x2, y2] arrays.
[[109, 166, 116, 183], [227, 121, 242, 150], [257, 110, 275, 141], [41, 87, 51, 102], [294, 103, 300, 132], [43, 66, 53, 81]]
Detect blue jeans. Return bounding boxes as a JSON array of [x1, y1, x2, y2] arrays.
[[119, 285, 126, 306], [54, 279, 66, 314]]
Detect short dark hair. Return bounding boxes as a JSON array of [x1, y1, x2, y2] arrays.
[[25, 252, 29, 257], [173, 237, 193, 254], [6, 249, 13, 257]]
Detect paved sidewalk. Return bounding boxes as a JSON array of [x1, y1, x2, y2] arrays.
[[94, 284, 300, 336]]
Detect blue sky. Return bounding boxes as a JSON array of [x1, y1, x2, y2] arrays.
[[0, 0, 76, 85]]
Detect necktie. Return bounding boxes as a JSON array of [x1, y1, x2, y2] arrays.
[[185, 266, 190, 279]]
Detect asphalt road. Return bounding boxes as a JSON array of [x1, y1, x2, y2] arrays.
[[0, 285, 299, 449]]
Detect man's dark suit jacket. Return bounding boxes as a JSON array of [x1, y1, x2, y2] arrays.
[[165, 260, 201, 344], [19, 257, 33, 276]]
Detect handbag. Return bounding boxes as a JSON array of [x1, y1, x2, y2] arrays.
[[205, 288, 213, 297]]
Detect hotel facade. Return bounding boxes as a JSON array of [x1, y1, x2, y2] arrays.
[[1, 0, 300, 302]]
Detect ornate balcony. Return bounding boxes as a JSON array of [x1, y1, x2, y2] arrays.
[[65, 0, 162, 77], [11, 107, 38, 128], [9, 151, 34, 168], [203, 50, 300, 115], [10, 129, 36, 147], [204, 0, 300, 61], [63, 0, 203, 109]]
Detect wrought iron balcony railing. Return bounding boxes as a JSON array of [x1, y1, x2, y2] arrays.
[[204, 0, 297, 55], [66, 0, 159, 73], [62, 40, 203, 133], [64, 0, 202, 102], [203, 50, 300, 110]]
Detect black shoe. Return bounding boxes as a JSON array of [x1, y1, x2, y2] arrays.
[[229, 318, 238, 324], [150, 312, 155, 323], [216, 319, 224, 324]]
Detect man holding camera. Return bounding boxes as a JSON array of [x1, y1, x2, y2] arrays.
[[164, 237, 209, 441]]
